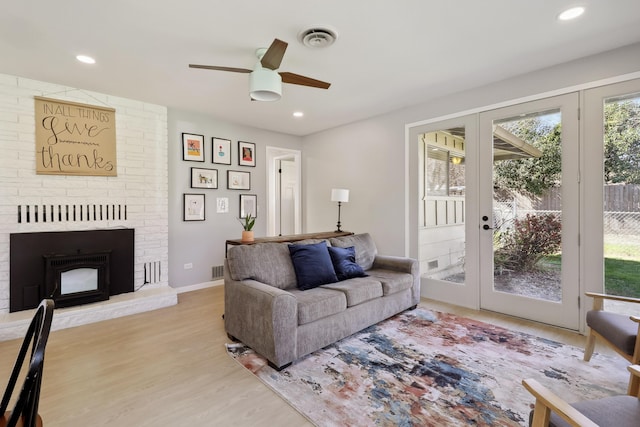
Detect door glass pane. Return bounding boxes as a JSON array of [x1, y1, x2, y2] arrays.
[[420, 128, 466, 283], [491, 110, 562, 301], [603, 93, 640, 312]]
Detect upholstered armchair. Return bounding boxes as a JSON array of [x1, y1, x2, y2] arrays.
[[583, 292, 640, 364], [523, 364, 640, 426]]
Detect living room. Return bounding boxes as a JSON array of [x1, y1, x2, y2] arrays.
[[2, 2, 640, 426]]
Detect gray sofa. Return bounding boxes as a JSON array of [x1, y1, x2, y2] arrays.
[[224, 233, 420, 369]]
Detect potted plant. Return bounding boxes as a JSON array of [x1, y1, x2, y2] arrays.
[[239, 213, 255, 242]]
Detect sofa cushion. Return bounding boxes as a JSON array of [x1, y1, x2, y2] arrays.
[[227, 243, 297, 289], [367, 268, 413, 296], [321, 277, 383, 307], [289, 242, 338, 290], [329, 233, 377, 270], [328, 246, 368, 281], [289, 288, 347, 325]]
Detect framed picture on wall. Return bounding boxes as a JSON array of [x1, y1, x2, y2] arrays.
[[182, 133, 205, 162], [227, 170, 250, 190], [238, 141, 256, 167], [190, 167, 218, 189], [183, 193, 205, 221], [216, 197, 229, 213], [212, 137, 232, 165], [240, 194, 257, 219]]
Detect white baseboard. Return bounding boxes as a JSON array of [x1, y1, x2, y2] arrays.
[[173, 280, 223, 294]]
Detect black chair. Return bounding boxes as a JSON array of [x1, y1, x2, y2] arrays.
[[1, 299, 54, 427]]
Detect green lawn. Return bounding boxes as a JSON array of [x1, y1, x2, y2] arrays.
[[604, 257, 640, 298], [604, 241, 640, 297], [541, 253, 640, 298]]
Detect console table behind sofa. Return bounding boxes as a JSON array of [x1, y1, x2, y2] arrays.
[[225, 231, 353, 256]]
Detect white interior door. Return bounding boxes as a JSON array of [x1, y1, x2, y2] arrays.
[[478, 93, 580, 329], [278, 158, 297, 236], [266, 147, 301, 237]]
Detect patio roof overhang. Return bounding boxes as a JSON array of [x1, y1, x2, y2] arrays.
[[423, 126, 542, 162]]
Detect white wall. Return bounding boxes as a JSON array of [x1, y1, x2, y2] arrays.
[[303, 42, 640, 259], [0, 74, 169, 313], [303, 119, 406, 255], [167, 108, 302, 288]]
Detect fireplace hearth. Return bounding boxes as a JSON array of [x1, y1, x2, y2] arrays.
[[10, 229, 134, 312]]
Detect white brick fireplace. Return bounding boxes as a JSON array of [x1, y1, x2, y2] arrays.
[[0, 74, 176, 339]]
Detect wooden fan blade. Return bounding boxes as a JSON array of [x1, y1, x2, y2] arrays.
[[189, 64, 252, 73], [260, 39, 288, 70], [280, 72, 331, 89]]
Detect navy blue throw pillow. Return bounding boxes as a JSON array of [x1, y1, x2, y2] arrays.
[[328, 246, 368, 281], [288, 242, 338, 290]]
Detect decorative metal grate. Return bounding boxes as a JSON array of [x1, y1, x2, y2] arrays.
[[17, 204, 127, 223], [144, 261, 162, 284]]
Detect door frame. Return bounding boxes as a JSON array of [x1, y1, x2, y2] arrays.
[[266, 147, 301, 236]]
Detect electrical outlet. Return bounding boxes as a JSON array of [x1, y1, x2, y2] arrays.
[[184, 263, 193, 270]]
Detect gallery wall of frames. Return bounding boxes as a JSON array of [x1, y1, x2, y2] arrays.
[[180, 132, 257, 222]]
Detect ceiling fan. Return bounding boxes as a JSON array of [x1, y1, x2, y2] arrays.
[[189, 38, 331, 101]]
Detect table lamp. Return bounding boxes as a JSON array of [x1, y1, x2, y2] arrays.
[[331, 188, 349, 232]]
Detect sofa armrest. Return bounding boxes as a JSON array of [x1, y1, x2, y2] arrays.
[[224, 278, 297, 368], [373, 255, 415, 273], [373, 255, 420, 306]]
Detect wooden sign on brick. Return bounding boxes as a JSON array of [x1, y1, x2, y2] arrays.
[[34, 96, 117, 176]]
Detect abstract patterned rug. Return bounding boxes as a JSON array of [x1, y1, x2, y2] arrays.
[[226, 309, 629, 426]]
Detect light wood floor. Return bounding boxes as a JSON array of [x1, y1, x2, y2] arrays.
[[0, 286, 616, 426]]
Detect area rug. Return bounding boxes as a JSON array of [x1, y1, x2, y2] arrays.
[[226, 309, 629, 426]]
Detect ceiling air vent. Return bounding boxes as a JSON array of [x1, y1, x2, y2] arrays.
[[298, 27, 338, 48]]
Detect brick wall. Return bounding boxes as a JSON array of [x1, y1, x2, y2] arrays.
[[0, 73, 168, 313]]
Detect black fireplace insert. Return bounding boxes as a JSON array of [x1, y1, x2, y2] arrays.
[[10, 228, 134, 312], [43, 251, 111, 308]]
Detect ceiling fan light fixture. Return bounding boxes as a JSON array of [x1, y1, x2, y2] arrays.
[[249, 66, 282, 101]]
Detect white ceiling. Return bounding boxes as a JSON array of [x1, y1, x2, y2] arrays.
[[2, 1, 640, 136]]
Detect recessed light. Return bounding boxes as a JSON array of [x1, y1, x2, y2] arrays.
[[558, 6, 585, 21], [293, 111, 304, 118], [76, 55, 96, 64]]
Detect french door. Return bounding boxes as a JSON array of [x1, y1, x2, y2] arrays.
[[416, 115, 479, 308], [478, 94, 580, 329], [416, 92, 589, 329], [583, 78, 640, 314]]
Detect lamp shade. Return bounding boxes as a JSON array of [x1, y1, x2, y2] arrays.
[[331, 188, 349, 203], [249, 66, 282, 101]]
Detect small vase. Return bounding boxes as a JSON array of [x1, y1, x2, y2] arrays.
[[241, 230, 254, 242]]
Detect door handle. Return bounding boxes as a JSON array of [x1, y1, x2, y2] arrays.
[[483, 224, 493, 230]]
